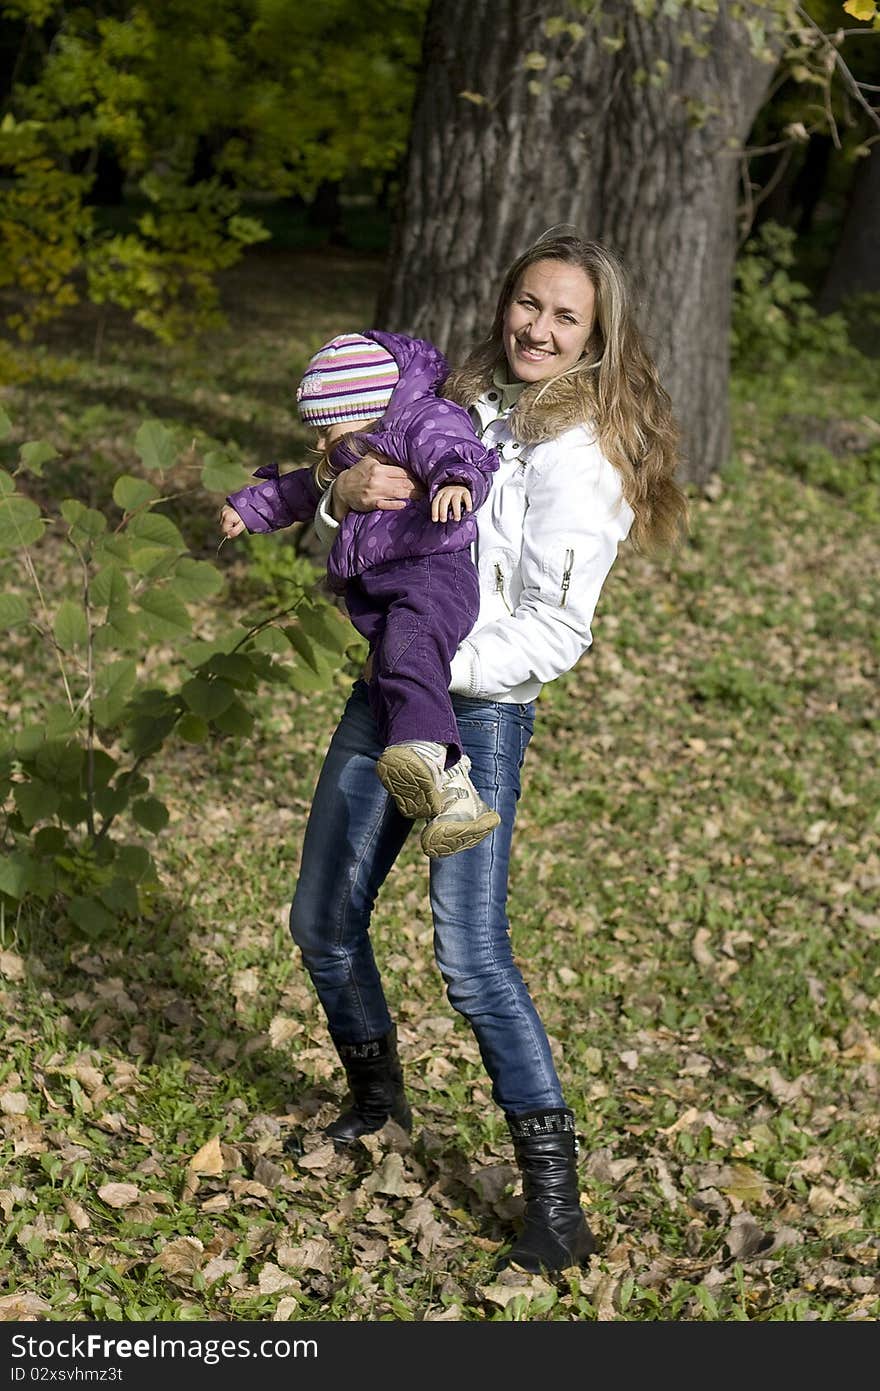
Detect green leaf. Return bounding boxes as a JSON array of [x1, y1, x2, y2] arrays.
[[92, 658, 138, 727], [0, 468, 15, 496], [250, 625, 290, 654], [202, 651, 258, 689], [13, 779, 60, 828], [91, 564, 130, 611], [86, 750, 118, 790], [297, 604, 352, 653], [58, 794, 89, 828], [210, 698, 254, 737], [115, 844, 154, 882], [0, 852, 39, 900], [177, 712, 209, 743], [100, 607, 140, 647], [43, 707, 82, 739], [15, 726, 46, 758], [131, 796, 169, 832], [98, 877, 139, 918], [100, 535, 132, 565], [0, 592, 29, 629], [181, 677, 235, 720], [282, 623, 321, 672], [128, 510, 185, 550], [19, 440, 59, 477], [94, 786, 130, 820], [0, 494, 43, 549], [33, 826, 67, 855], [113, 475, 160, 512], [136, 587, 191, 637], [123, 712, 178, 758], [173, 557, 223, 600], [202, 451, 250, 494], [135, 420, 176, 473], [130, 545, 176, 577], [35, 740, 83, 785], [288, 662, 332, 694], [67, 895, 116, 936], [60, 499, 107, 541], [54, 599, 89, 651]]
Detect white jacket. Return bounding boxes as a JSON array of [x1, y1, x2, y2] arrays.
[[315, 389, 633, 704]]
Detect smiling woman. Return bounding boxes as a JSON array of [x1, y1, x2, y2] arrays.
[[266, 230, 689, 1278]]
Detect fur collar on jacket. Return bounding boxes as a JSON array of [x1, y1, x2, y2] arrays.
[[443, 356, 596, 445]]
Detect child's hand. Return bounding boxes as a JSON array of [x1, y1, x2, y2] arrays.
[[431, 485, 472, 523], [219, 504, 246, 539]]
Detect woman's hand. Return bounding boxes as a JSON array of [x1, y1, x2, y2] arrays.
[[219, 504, 246, 539], [431, 485, 472, 523], [331, 454, 423, 521]]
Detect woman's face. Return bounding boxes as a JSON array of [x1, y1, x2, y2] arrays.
[[503, 259, 595, 383]]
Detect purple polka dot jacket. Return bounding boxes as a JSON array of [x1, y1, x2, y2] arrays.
[[225, 329, 499, 593]]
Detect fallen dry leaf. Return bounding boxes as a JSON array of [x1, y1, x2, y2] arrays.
[[154, 1236, 205, 1276], [272, 1296, 301, 1320], [97, 1182, 140, 1209], [62, 1195, 91, 1231], [276, 1236, 333, 1274], [188, 1135, 225, 1176], [0, 1292, 52, 1321], [0, 1091, 28, 1115], [0, 951, 25, 980], [258, 1263, 298, 1294], [362, 1152, 421, 1198]]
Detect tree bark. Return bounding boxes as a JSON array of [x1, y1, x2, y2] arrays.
[[817, 150, 880, 314], [375, 1, 783, 486]]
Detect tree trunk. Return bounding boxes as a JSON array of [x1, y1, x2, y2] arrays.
[[375, 1, 783, 487], [817, 150, 880, 314]]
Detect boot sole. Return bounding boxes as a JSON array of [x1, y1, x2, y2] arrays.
[[376, 748, 442, 819], [420, 809, 501, 859]]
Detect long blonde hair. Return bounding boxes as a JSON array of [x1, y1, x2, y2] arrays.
[[452, 233, 688, 553]]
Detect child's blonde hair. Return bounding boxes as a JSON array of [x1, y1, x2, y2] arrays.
[[311, 418, 381, 491]]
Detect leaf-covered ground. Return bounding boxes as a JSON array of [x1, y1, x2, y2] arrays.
[[1, 249, 878, 1322]]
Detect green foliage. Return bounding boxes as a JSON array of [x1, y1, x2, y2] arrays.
[[0, 0, 428, 355], [0, 414, 354, 944], [732, 222, 852, 371]]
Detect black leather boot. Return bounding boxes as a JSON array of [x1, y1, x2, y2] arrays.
[[324, 1025, 412, 1145], [499, 1108, 597, 1274]]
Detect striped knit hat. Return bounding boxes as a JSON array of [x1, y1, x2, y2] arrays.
[[295, 332, 399, 427]]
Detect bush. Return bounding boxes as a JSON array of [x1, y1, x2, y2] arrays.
[[732, 223, 852, 372], [0, 411, 354, 946]]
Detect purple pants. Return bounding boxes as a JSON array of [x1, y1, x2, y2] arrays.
[[344, 550, 480, 764]]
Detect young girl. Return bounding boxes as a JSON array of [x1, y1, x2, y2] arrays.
[[219, 330, 501, 858]]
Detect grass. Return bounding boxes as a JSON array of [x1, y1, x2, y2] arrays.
[[0, 246, 878, 1322]]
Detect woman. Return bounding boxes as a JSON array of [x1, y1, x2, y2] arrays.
[[288, 231, 687, 1274]]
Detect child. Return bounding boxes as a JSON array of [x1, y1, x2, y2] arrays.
[[219, 330, 501, 858]]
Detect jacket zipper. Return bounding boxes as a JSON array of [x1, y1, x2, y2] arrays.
[[560, 549, 574, 607], [494, 562, 513, 614]]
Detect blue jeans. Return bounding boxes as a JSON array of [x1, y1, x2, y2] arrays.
[[289, 681, 566, 1117]]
